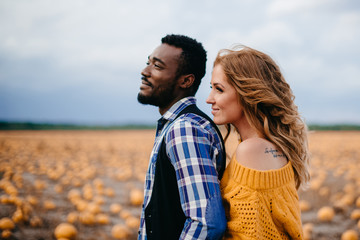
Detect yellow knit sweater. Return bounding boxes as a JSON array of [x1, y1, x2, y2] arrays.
[[220, 155, 303, 240]]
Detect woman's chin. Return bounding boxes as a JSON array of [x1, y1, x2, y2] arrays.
[[212, 117, 224, 126]]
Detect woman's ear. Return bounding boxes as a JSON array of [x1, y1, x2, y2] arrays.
[[178, 74, 195, 89]]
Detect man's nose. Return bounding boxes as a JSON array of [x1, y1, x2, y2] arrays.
[[141, 65, 150, 77]]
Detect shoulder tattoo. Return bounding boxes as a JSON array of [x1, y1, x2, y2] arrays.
[[264, 147, 286, 158]]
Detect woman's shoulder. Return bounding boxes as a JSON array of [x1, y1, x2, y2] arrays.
[[235, 138, 288, 171]]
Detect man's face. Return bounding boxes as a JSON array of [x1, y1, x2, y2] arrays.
[[137, 43, 182, 108]]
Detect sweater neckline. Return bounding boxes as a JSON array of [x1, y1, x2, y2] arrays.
[[226, 155, 295, 190]]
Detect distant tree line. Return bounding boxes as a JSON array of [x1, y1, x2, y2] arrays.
[[0, 121, 359, 131], [0, 121, 156, 130], [307, 124, 360, 131]]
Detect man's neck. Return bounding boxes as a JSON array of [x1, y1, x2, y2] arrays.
[[158, 94, 193, 115]]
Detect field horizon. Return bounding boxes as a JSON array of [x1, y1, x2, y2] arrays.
[[1, 121, 360, 131]]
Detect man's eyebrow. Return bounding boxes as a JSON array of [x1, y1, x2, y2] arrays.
[[148, 55, 166, 66]]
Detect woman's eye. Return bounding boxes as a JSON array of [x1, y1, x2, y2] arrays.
[[216, 87, 223, 92], [210, 84, 223, 92]]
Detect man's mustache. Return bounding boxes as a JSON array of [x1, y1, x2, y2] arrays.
[[141, 76, 153, 87]]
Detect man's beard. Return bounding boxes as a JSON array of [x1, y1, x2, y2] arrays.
[[137, 83, 176, 109]]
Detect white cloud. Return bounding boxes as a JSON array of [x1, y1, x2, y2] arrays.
[[318, 11, 360, 53], [267, 0, 331, 16], [244, 21, 302, 48], [0, 0, 170, 67], [283, 53, 360, 93], [205, 20, 302, 65]]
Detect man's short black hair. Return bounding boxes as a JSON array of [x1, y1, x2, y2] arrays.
[[161, 34, 207, 96]]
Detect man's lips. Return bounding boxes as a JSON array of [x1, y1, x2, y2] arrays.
[[140, 77, 152, 89], [141, 81, 151, 86]]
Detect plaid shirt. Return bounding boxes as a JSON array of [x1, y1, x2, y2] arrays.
[[138, 97, 225, 240]]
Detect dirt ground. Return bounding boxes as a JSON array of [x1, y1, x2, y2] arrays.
[[0, 130, 360, 240]]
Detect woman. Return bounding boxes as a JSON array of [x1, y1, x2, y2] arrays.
[[206, 45, 310, 240]]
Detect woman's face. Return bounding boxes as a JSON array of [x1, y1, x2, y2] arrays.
[[206, 64, 244, 126]]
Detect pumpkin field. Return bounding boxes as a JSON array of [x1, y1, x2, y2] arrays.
[[0, 130, 360, 240]]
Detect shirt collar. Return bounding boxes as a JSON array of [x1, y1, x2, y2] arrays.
[[161, 96, 197, 122]]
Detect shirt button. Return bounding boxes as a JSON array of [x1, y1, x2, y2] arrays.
[[148, 214, 151, 218]]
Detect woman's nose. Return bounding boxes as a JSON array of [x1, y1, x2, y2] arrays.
[[206, 92, 214, 104]]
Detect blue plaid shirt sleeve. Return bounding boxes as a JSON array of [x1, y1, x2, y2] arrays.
[[165, 114, 226, 239]]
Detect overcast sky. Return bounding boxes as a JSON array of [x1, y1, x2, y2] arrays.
[[1, 0, 359, 125]]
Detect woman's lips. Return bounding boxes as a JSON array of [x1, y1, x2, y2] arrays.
[[211, 108, 219, 115]]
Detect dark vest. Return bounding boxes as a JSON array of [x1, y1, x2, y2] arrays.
[[144, 104, 225, 240]]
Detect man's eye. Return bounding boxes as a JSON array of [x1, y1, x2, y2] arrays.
[[154, 63, 163, 69]]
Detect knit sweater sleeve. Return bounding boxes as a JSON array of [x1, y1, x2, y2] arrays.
[[220, 155, 303, 240]]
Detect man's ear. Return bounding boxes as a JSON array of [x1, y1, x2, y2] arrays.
[[178, 74, 195, 89]]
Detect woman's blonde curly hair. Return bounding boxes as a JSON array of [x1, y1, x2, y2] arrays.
[[215, 45, 310, 189]]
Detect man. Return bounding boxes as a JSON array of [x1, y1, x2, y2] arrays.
[[137, 34, 226, 240]]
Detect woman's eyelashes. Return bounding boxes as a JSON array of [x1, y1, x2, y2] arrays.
[[216, 87, 224, 92], [210, 84, 224, 92]]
